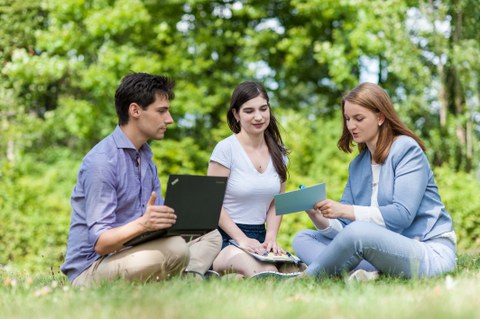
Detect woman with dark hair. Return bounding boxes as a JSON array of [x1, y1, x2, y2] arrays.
[[208, 81, 294, 278], [293, 82, 456, 280]]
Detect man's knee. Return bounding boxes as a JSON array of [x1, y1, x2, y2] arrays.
[[191, 229, 222, 254], [205, 229, 222, 251], [131, 236, 190, 279], [159, 236, 190, 271]]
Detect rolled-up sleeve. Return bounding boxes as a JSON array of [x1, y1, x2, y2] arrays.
[[81, 154, 118, 247]]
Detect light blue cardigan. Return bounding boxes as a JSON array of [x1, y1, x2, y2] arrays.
[[339, 135, 454, 241]]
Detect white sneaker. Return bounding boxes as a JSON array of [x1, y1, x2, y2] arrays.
[[347, 269, 379, 282]]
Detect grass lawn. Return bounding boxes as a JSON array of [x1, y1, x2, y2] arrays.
[[1, 253, 479, 319]]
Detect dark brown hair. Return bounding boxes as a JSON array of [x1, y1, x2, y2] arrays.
[[115, 73, 175, 125], [337, 82, 425, 164], [227, 81, 288, 182]]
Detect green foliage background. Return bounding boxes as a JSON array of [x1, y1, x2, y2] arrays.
[[1, 0, 480, 273]]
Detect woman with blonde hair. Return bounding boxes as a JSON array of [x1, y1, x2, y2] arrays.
[[293, 82, 456, 280]]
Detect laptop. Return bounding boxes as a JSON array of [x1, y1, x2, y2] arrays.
[[124, 174, 228, 246], [274, 182, 326, 215]]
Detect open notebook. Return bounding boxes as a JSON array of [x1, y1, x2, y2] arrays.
[[229, 240, 301, 264]]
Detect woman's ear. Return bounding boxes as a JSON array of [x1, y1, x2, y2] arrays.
[[378, 113, 385, 126], [232, 109, 240, 122]]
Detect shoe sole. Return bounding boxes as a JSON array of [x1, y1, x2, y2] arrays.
[[250, 271, 303, 279]]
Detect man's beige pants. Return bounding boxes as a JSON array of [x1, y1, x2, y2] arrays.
[[72, 230, 221, 287]]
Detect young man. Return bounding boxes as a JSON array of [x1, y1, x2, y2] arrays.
[[61, 73, 222, 287]]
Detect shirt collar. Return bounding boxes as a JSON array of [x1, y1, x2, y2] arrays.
[[111, 125, 153, 157], [112, 125, 137, 150]]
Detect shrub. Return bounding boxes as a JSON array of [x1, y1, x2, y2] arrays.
[[0, 156, 75, 273]]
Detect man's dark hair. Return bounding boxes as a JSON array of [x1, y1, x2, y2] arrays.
[[114, 72, 175, 125]]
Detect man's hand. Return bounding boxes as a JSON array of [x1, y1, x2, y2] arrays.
[[95, 192, 176, 256], [139, 192, 177, 232]]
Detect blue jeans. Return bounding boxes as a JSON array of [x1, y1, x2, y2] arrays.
[[218, 224, 266, 249], [293, 221, 456, 278]]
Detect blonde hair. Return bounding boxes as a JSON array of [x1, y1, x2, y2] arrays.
[[337, 83, 425, 164]]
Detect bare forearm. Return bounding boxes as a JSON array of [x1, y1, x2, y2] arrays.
[[95, 219, 146, 255], [265, 212, 282, 241], [307, 211, 330, 230], [94, 192, 177, 256], [218, 209, 247, 242], [265, 182, 285, 241]]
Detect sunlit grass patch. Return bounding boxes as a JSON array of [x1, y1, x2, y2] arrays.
[[1, 253, 479, 319]]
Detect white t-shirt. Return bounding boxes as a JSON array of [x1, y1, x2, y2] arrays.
[[210, 135, 284, 225], [353, 164, 385, 226], [321, 164, 384, 237]]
